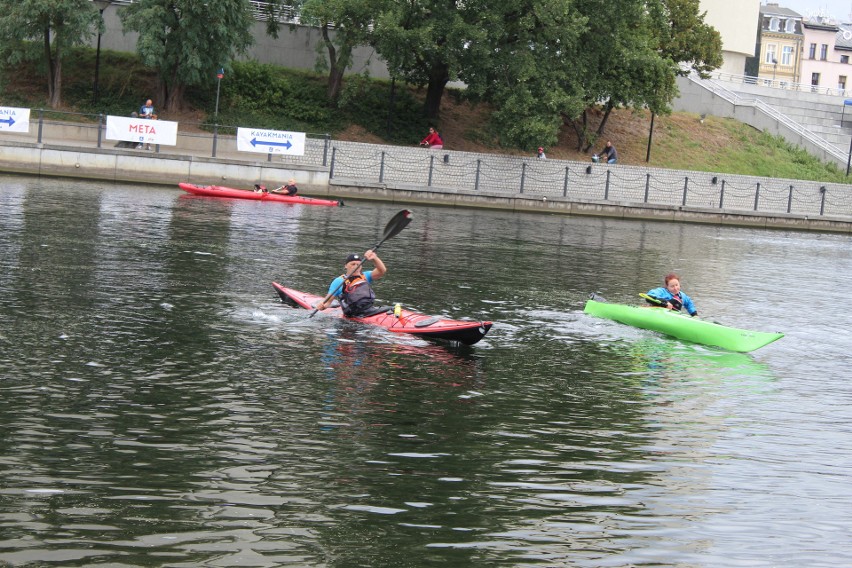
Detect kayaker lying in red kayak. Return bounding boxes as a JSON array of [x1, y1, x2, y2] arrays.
[[314, 250, 387, 316]]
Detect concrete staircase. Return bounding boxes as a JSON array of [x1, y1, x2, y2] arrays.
[[674, 74, 851, 168]]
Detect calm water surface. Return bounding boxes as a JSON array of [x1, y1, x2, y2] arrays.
[[0, 175, 850, 567]]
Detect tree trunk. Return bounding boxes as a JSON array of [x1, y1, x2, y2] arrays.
[[165, 83, 186, 112], [596, 103, 613, 136], [322, 26, 351, 103], [424, 61, 449, 120], [43, 28, 60, 109], [571, 110, 589, 152]]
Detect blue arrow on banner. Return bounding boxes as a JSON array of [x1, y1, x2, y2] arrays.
[[251, 138, 292, 150], [0, 116, 16, 127]]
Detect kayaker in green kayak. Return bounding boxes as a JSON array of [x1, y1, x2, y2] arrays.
[[645, 273, 698, 316], [314, 251, 387, 316]]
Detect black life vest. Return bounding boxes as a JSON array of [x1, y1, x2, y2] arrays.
[[340, 273, 375, 316]]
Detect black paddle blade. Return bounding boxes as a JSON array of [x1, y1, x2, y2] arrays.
[[378, 209, 413, 245]]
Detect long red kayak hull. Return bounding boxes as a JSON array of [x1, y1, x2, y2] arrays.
[[272, 282, 492, 345], [178, 183, 343, 207]]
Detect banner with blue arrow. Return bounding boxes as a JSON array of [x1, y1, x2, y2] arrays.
[[237, 127, 306, 156], [0, 106, 31, 133]]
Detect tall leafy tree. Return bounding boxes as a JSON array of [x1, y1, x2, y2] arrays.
[[0, 0, 100, 108], [373, 0, 480, 120], [656, 0, 722, 78], [461, 0, 587, 149], [120, 0, 254, 111], [286, 0, 381, 103]]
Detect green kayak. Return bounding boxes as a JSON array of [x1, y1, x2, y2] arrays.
[[583, 299, 784, 352]]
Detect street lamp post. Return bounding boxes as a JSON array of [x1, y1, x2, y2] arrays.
[[772, 58, 778, 85], [212, 68, 224, 158], [92, 0, 112, 103]]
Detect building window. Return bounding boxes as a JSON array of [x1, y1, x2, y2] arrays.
[[785, 19, 796, 33], [769, 17, 780, 31], [782, 46, 794, 65], [840, 76, 847, 90], [842, 55, 850, 64], [765, 45, 777, 64], [812, 72, 821, 86], [809, 43, 817, 59], [821, 44, 829, 60]]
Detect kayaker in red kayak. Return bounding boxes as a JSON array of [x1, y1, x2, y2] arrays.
[[314, 251, 387, 316], [645, 273, 698, 316], [271, 178, 298, 196]]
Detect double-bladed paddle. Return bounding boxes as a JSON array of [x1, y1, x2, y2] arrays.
[[309, 209, 413, 318], [640, 293, 667, 307]]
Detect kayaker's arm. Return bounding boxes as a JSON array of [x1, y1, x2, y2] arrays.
[[364, 250, 386, 280]]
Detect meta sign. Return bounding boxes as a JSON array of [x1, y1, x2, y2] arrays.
[[105, 115, 178, 146], [237, 127, 306, 156], [0, 106, 31, 133]]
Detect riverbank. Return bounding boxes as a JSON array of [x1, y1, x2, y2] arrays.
[[1, 126, 850, 234]]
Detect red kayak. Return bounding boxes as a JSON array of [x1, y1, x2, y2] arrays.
[[178, 182, 343, 207], [272, 282, 492, 345]]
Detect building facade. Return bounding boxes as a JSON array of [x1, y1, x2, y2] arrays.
[[757, 3, 804, 87], [699, 0, 760, 76], [800, 16, 848, 94]]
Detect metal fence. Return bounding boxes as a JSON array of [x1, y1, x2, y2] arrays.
[[4, 105, 852, 220], [327, 142, 852, 220]]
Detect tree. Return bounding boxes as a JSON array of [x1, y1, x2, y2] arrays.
[[293, 0, 381, 103], [0, 0, 100, 108], [656, 0, 723, 78], [120, 0, 254, 112], [372, 0, 480, 120], [461, 0, 587, 150]]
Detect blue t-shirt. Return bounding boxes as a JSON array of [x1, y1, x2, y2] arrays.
[[328, 270, 373, 298], [647, 286, 697, 316]]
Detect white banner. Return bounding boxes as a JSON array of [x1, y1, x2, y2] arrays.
[[106, 115, 178, 146], [237, 127, 306, 155], [0, 107, 31, 133]]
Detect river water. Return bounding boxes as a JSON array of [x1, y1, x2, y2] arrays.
[[0, 174, 850, 567]]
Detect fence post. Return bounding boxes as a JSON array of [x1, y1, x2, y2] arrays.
[[644, 173, 650, 203], [682, 177, 688, 206], [428, 154, 434, 187], [475, 159, 481, 191], [719, 180, 726, 209], [323, 134, 330, 167], [329, 147, 336, 179], [379, 151, 385, 183], [37, 109, 44, 143], [563, 167, 569, 197], [520, 162, 526, 194], [604, 170, 611, 200], [97, 114, 104, 148], [820, 186, 826, 216], [754, 182, 760, 211], [787, 184, 794, 213], [212, 124, 218, 158]]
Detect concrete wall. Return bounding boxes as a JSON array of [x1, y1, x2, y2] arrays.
[[92, 3, 390, 79]]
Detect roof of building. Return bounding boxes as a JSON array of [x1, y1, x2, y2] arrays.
[[760, 3, 803, 18], [803, 16, 839, 31], [837, 23, 852, 49]]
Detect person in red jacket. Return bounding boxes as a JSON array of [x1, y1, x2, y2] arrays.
[[419, 127, 443, 149]]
